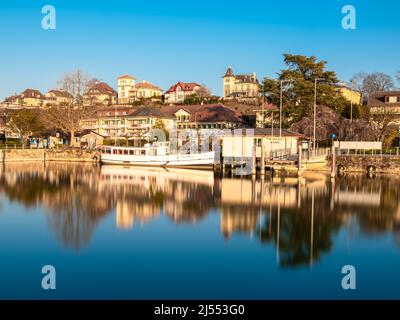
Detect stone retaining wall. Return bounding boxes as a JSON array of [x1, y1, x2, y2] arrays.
[[0, 149, 44, 162], [45, 149, 100, 163], [336, 156, 400, 174], [0, 149, 100, 163]]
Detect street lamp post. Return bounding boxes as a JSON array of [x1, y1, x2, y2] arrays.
[[114, 105, 117, 146], [271, 110, 274, 136], [314, 78, 326, 151], [350, 80, 355, 123]]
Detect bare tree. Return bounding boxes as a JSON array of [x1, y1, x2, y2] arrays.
[[366, 106, 397, 144], [364, 72, 394, 91], [196, 85, 212, 98], [349, 73, 368, 104], [43, 70, 97, 147], [57, 69, 99, 106], [351, 72, 395, 104], [397, 70, 400, 86]]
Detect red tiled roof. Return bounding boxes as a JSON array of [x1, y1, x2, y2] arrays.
[[4, 95, 20, 103], [133, 81, 162, 91], [47, 90, 73, 98], [96, 106, 136, 117], [161, 104, 243, 123], [369, 91, 400, 106], [261, 102, 278, 110], [87, 82, 117, 96], [20, 89, 44, 99], [224, 67, 234, 77], [118, 74, 135, 80], [129, 107, 173, 119], [165, 82, 201, 94]]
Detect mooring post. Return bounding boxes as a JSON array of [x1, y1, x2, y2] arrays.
[[330, 146, 336, 179], [252, 143, 257, 176], [298, 143, 303, 177], [261, 143, 265, 176]]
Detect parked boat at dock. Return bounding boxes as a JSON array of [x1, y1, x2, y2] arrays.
[[100, 142, 215, 168]]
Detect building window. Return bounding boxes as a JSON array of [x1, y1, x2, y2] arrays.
[[388, 96, 398, 103]]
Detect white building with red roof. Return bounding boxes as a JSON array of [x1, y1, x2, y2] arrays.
[[129, 80, 163, 102], [117, 74, 136, 104], [164, 81, 202, 104]]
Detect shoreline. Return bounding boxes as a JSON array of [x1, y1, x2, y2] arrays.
[[0, 148, 100, 163], [2, 149, 400, 176]]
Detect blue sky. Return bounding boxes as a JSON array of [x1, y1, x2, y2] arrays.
[[0, 0, 399, 99]]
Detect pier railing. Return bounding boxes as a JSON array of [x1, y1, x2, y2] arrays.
[[268, 148, 297, 161], [336, 147, 400, 157], [302, 148, 330, 161]]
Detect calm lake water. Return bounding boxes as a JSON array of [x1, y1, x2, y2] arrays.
[[0, 163, 399, 299]]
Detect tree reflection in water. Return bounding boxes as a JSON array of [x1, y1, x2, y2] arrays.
[[0, 164, 400, 268]]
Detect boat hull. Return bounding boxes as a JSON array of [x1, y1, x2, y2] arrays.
[[100, 152, 216, 169]]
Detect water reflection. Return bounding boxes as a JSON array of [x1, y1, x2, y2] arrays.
[[1, 163, 400, 267]]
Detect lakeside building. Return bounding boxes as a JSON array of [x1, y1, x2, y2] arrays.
[[223, 67, 259, 100], [81, 103, 244, 146], [43, 90, 73, 107], [19, 89, 44, 107], [83, 82, 117, 106], [164, 82, 202, 104], [79, 130, 106, 149], [335, 82, 362, 105], [117, 75, 136, 104], [368, 91, 400, 125], [160, 104, 243, 129], [129, 80, 163, 103], [81, 106, 174, 144], [4, 88, 72, 109], [117, 75, 164, 104], [81, 106, 133, 137], [4, 89, 44, 107], [3, 94, 21, 106], [221, 128, 303, 162]]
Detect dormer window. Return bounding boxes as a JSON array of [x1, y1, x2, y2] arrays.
[[387, 96, 399, 103]]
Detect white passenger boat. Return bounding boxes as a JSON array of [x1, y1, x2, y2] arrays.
[[100, 142, 215, 169]]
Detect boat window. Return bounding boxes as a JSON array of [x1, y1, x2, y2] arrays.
[[129, 150, 134, 155], [141, 150, 146, 155], [118, 149, 123, 155], [124, 150, 128, 155], [113, 149, 118, 155]]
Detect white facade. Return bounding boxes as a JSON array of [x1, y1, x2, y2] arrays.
[[118, 75, 136, 104], [164, 83, 201, 104], [222, 133, 300, 159]]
